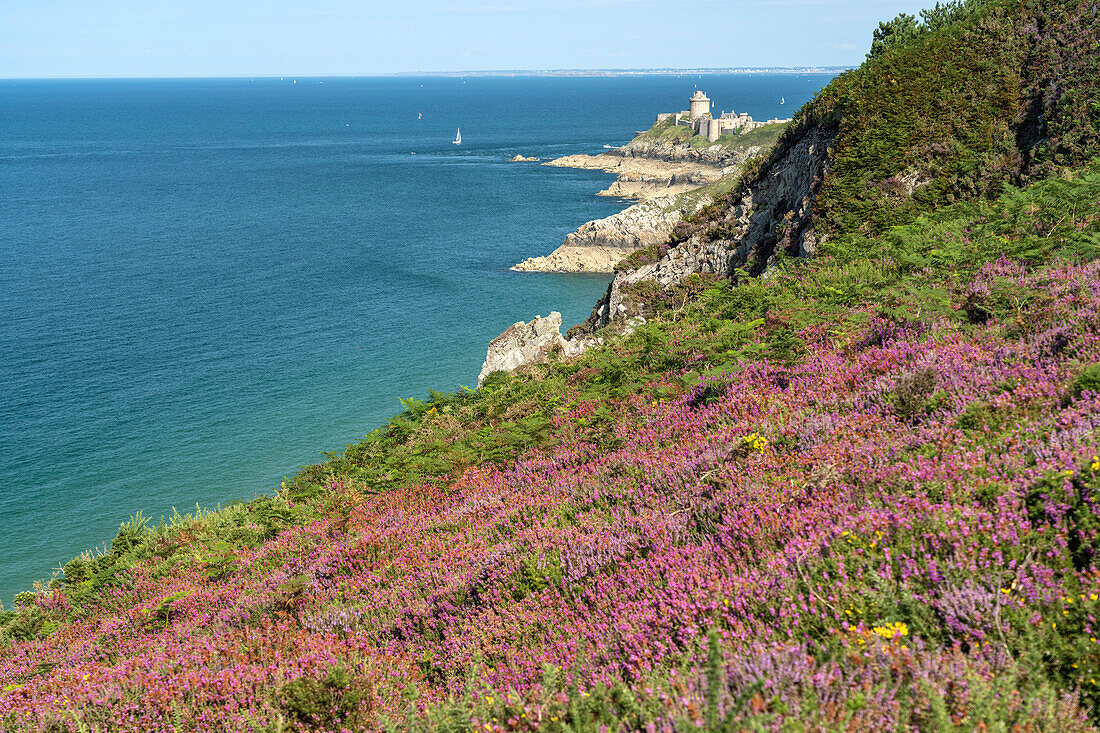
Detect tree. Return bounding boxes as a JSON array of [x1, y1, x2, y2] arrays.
[[920, 1, 965, 31], [867, 13, 923, 60]]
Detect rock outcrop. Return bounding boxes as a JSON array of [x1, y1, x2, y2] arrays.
[[587, 125, 835, 329], [543, 154, 724, 202], [613, 135, 764, 165], [517, 128, 785, 274], [513, 194, 688, 273], [508, 155, 541, 162], [478, 312, 592, 386]]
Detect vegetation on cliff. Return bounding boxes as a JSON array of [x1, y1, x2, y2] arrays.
[[3, 0, 1100, 730], [629, 116, 787, 155]]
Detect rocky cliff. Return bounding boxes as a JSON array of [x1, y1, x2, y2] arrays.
[[587, 125, 835, 328], [584, 0, 1100, 332], [515, 127, 782, 274], [512, 193, 695, 274], [541, 154, 724, 202], [478, 312, 596, 385]]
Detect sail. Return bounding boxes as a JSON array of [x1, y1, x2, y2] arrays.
[[453, 127, 461, 145]]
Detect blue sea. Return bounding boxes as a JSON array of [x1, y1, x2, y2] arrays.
[[0, 74, 834, 604]]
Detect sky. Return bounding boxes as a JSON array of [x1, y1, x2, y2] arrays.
[[1, 0, 937, 78]]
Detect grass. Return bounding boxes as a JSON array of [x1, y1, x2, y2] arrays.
[[631, 117, 790, 155], [4, 157, 1100, 731]]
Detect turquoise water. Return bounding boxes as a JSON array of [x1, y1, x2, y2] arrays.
[[0, 74, 834, 604]]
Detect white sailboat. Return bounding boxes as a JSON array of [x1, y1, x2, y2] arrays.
[[452, 127, 462, 145], [780, 97, 786, 104]]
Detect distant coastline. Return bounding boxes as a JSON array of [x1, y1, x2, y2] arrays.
[[390, 66, 852, 77], [3, 68, 850, 81]]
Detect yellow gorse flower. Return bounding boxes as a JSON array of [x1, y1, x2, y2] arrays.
[[871, 621, 909, 639], [743, 433, 768, 453]]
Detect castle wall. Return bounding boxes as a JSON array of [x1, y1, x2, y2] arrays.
[[689, 97, 710, 121], [654, 92, 792, 139]]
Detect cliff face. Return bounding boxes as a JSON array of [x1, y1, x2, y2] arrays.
[[612, 132, 774, 165], [513, 194, 687, 273], [589, 125, 835, 327], [478, 312, 592, 385], [518, 128, 785, 274]]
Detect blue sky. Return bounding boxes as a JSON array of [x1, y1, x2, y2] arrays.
[[2, 0, 936, 78]]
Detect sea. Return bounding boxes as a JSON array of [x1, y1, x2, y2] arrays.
[[0, 74, 835, 605]]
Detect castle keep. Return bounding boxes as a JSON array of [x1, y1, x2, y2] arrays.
[[654, 90, 791, 142]]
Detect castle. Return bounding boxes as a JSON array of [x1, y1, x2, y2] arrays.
[[654, 90, 791, 142]]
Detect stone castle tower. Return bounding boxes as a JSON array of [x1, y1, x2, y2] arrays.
[[689, 90, 711, 121]]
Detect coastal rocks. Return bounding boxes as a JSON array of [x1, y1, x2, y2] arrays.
[[513, 123, 788, 277], [588, 126, 836, 330], [512, 244, 636, 274], [513, 194, 687, 273], [508, 155, 541, 162], [614, 134, 773, 165], [478, 312, 592, 386], [543, 154, 723, 202]]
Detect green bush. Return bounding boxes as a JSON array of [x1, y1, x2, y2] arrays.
[[280, 666, 365, 728], [1068, 363, 1100, 402]]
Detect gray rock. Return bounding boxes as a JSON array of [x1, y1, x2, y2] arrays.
[[478, 313, 596, 386], [588, 126, 835, 330]]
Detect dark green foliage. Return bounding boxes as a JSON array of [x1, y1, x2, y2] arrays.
[[704, 629, 723, 732], [280, 666, 366, 728], [1069, 363, 1100, 402], [109, 512, 150, 555], [0, 604, 55, 643], [1018, 465, 1100, 714], [507, 553, 563, 602], [867, 13, 922, 60], [955, 400, 1000, 431], [886, 367, 945, 422], [870, 0, 995, 61], [200, 540, 238, 581], [140, 591, 192, 631]]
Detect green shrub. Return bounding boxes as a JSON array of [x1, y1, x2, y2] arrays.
[[140, 591, 192, 631], [280, 666, 365, 728], [1068, 363, 1100, 402]]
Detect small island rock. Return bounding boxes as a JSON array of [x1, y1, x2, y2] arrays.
[[478, 312, 589, 386]]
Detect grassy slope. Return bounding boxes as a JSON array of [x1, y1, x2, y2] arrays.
[[4, 164, 1100, 731], [629, 117, 787, 155]]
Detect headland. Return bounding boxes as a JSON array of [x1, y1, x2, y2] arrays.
[[513, 90, 790, 273]]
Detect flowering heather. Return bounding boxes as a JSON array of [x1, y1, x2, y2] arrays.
[[2, 162, 1100, 730]]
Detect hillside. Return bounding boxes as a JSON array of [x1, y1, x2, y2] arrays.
[[589, 0, 1100, 330], [4, 0, 1100, 731]]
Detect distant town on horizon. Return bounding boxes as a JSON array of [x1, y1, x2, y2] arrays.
[[390, 66, 853, 77]]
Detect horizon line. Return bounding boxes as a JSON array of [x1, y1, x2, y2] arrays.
[[2, 66, 852, 82]]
